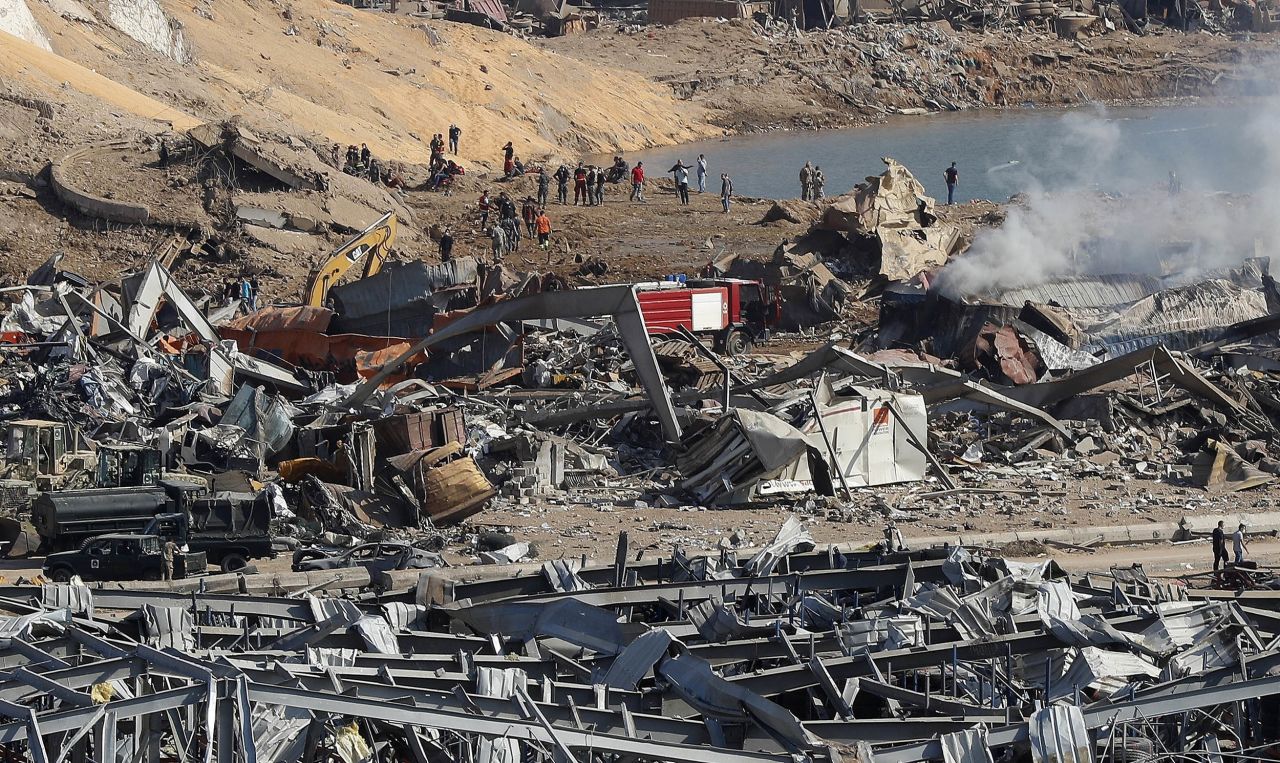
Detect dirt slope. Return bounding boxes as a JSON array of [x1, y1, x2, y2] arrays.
[[3, 0, 717, 170]]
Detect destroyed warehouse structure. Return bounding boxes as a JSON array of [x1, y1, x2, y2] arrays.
[[0, 528, 1273, 763]]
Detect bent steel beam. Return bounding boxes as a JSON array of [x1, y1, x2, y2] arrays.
[[340, 285, 682, 441]]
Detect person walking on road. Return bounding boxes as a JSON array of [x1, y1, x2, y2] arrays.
[[671, 161, 691, 205], [696, 154, 708, 193], [945, 161, 959, 205], [1234, 523, 1249, 564], [720, 173, 733, 213], [800, 161, 813, 201], [630, 162, 645, 201], [535, 208, 552, 250], [1212, 520, 1228, 571]]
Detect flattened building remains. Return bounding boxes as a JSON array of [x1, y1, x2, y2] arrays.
[[2, 136, 1280, 763]]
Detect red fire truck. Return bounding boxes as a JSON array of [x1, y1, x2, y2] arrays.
[[635, 279, 781, 355]]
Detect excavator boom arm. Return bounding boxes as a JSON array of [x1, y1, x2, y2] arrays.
[[304, 211, 398, 307]]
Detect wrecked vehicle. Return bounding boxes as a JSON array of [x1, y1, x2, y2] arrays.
[[291, 541, 443, 573], [636, 278, 781, 355], [42, 533, 206, 582]]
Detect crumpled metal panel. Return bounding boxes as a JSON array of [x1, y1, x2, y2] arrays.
[[657, 654, 817, 751], [41, 583, 93, 619], [940, 729, 995, 763], [603, 629, 675, 691], [353, 616, 399, 655], [541, 559, 588, 593], [1029, 705, 1091, 763], [475, 667, 528, 699], [141, 605, 195, 650], [746, 516, 815, 576], [382, 603, 427, 631]]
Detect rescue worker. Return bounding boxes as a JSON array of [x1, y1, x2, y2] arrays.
[[696, 154, 708, 193], [522, 197, 538, 236], [883, 522, 908, 553], [478, 190, 493, 228], [720, 172, 733, 213], [584, 165, 597, 206], [537, 167, 550, 207], [162, 538, 177, 581], [535, 209, 552, 249], [490, 225, 506, 260], [630, 162, 645, 201], [573, 162, 589, 205], [800, 161, 813, 201], [554, 164, 570, 205], [502, 141, 515, 177]]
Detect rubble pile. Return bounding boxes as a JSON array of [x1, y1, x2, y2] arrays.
[[0, 534, 1278, 763]]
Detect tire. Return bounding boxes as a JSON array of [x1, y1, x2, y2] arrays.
[[220, 553, 248, 573], [48, 567, 73, 583], [724, 329, 751, 357]]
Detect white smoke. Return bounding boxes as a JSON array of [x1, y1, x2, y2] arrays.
[[933, 101, 1280, 299]]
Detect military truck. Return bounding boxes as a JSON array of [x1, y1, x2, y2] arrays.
[[43, 534, 207, 582]]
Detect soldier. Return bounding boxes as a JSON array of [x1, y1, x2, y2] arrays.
[[162, 539, 177, 581], [800, 161, 813, 200], [813, 165, 826, 200]]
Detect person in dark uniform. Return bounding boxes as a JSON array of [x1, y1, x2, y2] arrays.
[[1211, 520, 1227, 571], [439, 229, 454, 261]]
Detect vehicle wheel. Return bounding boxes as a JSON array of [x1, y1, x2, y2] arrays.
[[723, 329, 751, 357], [48, 567, 72, 583], [221, 553, 248, 573]]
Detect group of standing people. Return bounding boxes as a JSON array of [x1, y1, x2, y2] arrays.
[[224, 275, 259, 313], [478, 189, 553, 258], [547, 162, 607, 206], [798, 161, 826, 201], [666, 154, 733, 212]]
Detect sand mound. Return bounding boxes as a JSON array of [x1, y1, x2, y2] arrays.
[[3, 0, 716, 166]]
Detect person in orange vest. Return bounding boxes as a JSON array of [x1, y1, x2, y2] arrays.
[[535, 209, 552, 250]]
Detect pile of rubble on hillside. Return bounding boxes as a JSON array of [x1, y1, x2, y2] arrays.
[[2, 529, 1280, 763]]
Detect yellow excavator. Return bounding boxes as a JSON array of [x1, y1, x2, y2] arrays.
[[304, 211, 398, 307]]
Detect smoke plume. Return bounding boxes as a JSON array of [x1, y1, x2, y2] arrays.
[[933, 101, 1280, 299]]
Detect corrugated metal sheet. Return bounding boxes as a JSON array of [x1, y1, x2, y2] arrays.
[[994, 274, 1161, 309], [331, 258, 478, 327], [941, 729, 995, 763], [1029, 705, 1091, 763]]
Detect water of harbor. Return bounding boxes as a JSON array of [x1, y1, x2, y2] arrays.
[[617, 101, 1270, 203]]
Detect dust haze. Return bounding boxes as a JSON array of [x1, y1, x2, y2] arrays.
[[933, 101, 1280, 299]]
